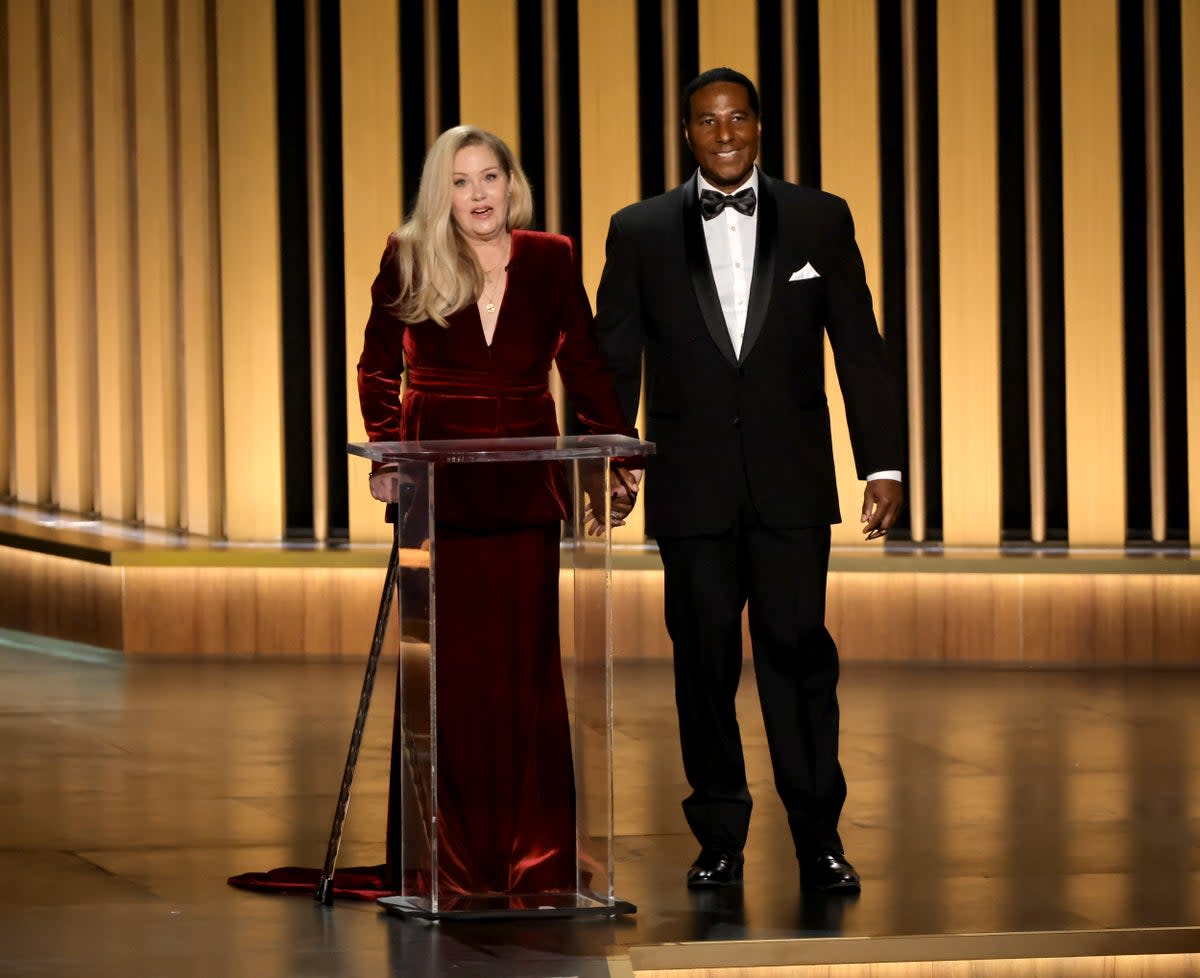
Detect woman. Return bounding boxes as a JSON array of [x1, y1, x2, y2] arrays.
[[231, 127, 637, 901]]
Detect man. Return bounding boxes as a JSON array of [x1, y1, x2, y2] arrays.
[[594, 68, 903, 893]]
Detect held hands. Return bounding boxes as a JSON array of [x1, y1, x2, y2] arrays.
[[372, 464, 644, 535], [369, 467, 401, 503], [583, 466, 643, 537], [861, 479, 904, 540]]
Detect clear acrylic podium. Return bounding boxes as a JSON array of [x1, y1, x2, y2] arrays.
[[338, 434, 652, 921]]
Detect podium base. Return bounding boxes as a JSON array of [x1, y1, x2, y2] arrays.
[[377, 889, 637, 921]]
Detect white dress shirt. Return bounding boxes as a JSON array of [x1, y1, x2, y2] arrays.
[[697, 170, 757, 360], [696, 169, 901, 486]]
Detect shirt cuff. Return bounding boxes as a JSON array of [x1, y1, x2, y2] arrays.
[[866, 470, 902, 482]]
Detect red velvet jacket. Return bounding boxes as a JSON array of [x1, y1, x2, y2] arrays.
[[358, 229, 636, 527]]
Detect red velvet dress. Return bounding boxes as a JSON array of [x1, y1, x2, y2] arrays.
[[229, 230, 635, 901]]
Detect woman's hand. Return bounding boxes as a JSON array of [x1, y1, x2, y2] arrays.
[[369, 467, 401, 503]]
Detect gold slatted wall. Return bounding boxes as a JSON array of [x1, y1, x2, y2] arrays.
[[1, 0, 1198, 550]]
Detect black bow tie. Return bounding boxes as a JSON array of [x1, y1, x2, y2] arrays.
[[700, 186, 757, 220]]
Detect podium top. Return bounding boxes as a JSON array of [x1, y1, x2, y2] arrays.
[[347, 434, 654, 464]]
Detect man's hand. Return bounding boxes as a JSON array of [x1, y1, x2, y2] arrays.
[[583, 466, 643, 536], [861, 479, 903, 540]]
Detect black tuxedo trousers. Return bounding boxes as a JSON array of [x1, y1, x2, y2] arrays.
[[656, 462, 846, 858]]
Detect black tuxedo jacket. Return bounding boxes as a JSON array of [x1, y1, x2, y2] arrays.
[[595, 171, 902, 537]]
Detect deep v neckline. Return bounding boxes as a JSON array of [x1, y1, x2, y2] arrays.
[[477, 272, 510, 348], [477, 232, 519, 348]]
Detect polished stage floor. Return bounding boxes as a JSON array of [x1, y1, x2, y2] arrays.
[[2, 628, 1199, 977]]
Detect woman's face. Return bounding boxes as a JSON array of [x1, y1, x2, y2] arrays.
[[450, 143, 510, 244]]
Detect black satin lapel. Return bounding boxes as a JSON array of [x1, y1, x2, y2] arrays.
[[739, 177, 776, 363], [682, 179, 739, 367]]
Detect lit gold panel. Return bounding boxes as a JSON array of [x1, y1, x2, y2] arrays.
[[48, 1, 94, 516], [457, 0, 519, 153], [339, 0, 402, 544], [0, 16, 12, 494], [0, 547, 124, 650], [937, 0, 1001, 545], [216, 0, 285, 541], [578, 0, 640, 542], [178, 0, 223, 537], [1185, 0, 1200, 547], [818, 0, 884, 546], [7, 1, 52, 503], [91, 0, 137, 523], [133, 0, 181, 529], [578, 0, 638, 311], [698, 0, 757, 80], [1059, 0, 1125, 546]]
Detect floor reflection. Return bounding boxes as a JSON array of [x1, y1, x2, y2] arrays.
[[1, 634, 1198, 977]]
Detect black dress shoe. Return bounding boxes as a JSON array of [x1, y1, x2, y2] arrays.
[[800, 850, 861, 893], [686, 849, 744, 888]]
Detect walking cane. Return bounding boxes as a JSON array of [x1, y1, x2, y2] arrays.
[[316, 482, 415, 906]]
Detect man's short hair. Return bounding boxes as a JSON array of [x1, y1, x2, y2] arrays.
[[681, 68, 761, 123]]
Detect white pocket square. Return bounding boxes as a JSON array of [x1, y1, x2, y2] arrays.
[[789, 262, 820, 282]]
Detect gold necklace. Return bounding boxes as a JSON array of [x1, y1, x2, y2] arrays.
[[481, 267, 505, 314], [477, 238, 511, 315]]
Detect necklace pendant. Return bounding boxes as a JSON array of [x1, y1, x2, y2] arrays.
[[485, 302, 496, 313]]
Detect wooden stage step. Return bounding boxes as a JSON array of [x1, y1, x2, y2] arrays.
[[614, 927, 1200, 977]]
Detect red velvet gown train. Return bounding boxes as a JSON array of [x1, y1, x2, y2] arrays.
[[228, 229, 635, 901]]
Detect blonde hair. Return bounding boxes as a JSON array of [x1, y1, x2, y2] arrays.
[[389, 126, 534, 326]]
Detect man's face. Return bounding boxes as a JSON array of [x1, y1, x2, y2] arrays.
[[683, 81, 760, 193]]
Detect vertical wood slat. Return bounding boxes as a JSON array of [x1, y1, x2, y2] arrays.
[[1183, 0, 1200, 547], [1144, 0, 1166, 543], [938, 0, 1001, 546], [7, 0, 53, 504], [132, 0, 180, 528], [305, 0, 329, 541], [1023, 0, 1047, 543], [818, 0, 884, 546], [49, 0, 95, 516], [340, 0, 402, 544], [0, 0, 14, 497], [457, 0, 519, 153], [901, 0, 927, 543], [1060, 0, 1126, 546], [578, 0, 640, 543], [541, 0, 561, 232], [578, 1, 639, 305], [177, 0, 222, 536], [697, 0, 757, 81], [780, 0, 799, 185], [216, 0, 284, 540], [424, 0, 442, 147], [662, 0, 681, 188], [91, 0, 137, 523]]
